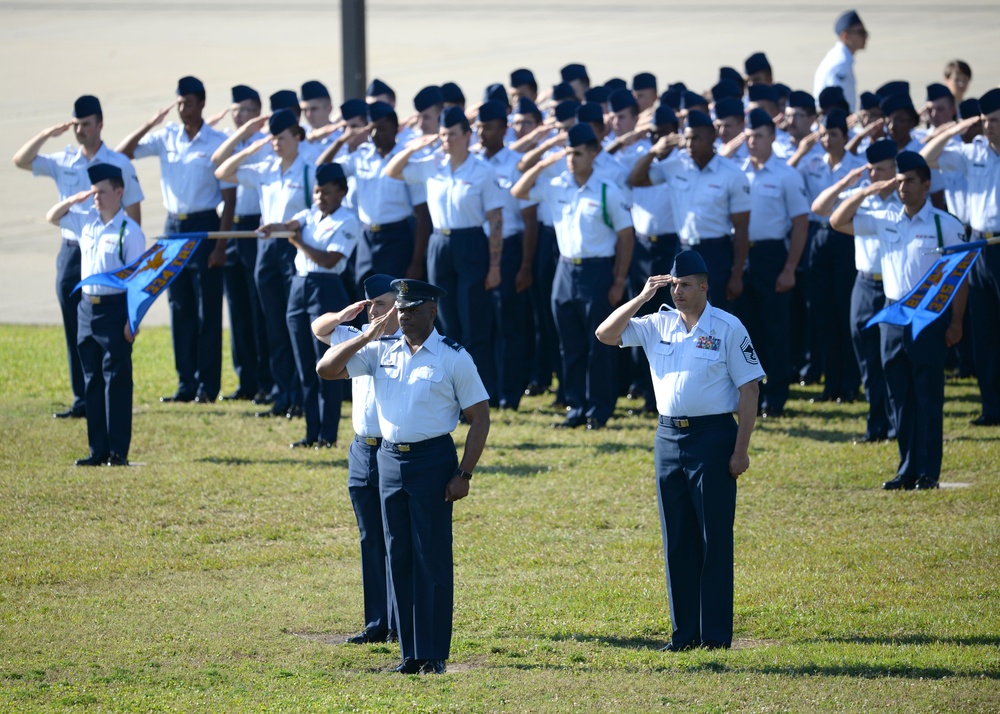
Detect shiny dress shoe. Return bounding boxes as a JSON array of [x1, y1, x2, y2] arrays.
[[970, 415, 1000, 426], [625, 388, 640, 400], [160, 393, 195, 403], [658, 641, 697, 652], [290, 438, 317, 449], [193, 391, 214, 403], [809, 393, 837, 403], [255, 405, 285, 418], [760, 408, 784, 419], [315, 439, 335, 449], [419, 659, 446, 674], [221, 389, 254, 401], [523, 383, 546, 397], [553, 415, 587, 429], [54, 407, 86, 419], [251, 390, 272, 405], [386, 629, 399, 643], [586, 418, 606, 430], [75, 453, 109, 467], [346, 628, 388, 644], [390, 658, 422, 674], [549, 398, 567, 409], [882, 476, 916, 491], [915, 477, 939, 490], [854, 432, 887, 445], [285, 404, 304, 419], [106, 453, 129, 467], [701, 640, 730, 650]]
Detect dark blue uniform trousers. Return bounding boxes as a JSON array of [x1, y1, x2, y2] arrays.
[[164, 211, 224, 400], [493, 233, 529, 408], [355, 220, 414, 289], [378, 435, 458, 661], [254, 237, 300, 411], [850, 273, 893, 439], [627, 232, 678, 408], [427, 228, 496, 400], [736, 240, 791, 413], [57, 240, 86, 412], [969, 243, 1000, 420], [552, 257, 617, 423], [286, 273, 347, 443], [880, 312, 948, 485], [655, 414, 738, 647], [528, 223, 563, 397], [224, 214, 271, 397], [808, 224, 859, 399], [686, 236, 732, 312], [348, 437, 396, 634], [77, 294, 132, 459]]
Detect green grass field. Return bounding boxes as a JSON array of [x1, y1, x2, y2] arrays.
[[1, 324, 997, 713]]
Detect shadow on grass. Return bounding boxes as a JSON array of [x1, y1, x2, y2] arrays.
[[475, 464, 547, 478], [195, 456, 349, 468], [817, 634, 1000, 647]]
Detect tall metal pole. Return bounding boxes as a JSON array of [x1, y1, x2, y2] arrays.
[[341, 0, 367, 100]]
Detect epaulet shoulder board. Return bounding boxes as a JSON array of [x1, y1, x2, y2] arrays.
[[442, 336, 465, 352]]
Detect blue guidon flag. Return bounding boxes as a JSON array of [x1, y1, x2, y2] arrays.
[[865, 245, 981, 338], [73, 233, 204, 334]]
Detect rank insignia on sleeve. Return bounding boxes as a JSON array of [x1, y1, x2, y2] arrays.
[[741, 336, 759, 365]]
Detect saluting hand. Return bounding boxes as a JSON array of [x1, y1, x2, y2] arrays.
[[363, 306, 396, 341], [71, 188, 96, 204], [639, 274, 672, 302], [148, 103, 175, 128], [205, 108, 229, 127], [865, 177, 897, 195], [333, 300, 369, 324], [861, 118, 885, 137], [842, 164, 868, 188], [46, 121, 74, 138]]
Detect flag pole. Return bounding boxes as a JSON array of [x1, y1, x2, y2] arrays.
[[160, 231, 296, 241]]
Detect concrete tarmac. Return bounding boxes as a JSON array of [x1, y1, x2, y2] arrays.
[[1, 0, 997, 325]]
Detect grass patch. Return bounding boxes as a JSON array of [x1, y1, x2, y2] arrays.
[[0, 324, 997, 712]]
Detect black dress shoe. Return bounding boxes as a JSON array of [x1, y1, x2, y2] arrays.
[[255, 405, 285, 418], [760, 408, 784, 419], [75, 453, 109, 467], [659, 641, 697, 652], [419, 659, 446, 674], [106, 453, 129, 467], [553, 415, 587, 429], [160, 393, 195, 403], [193, 392, 214, 404], [221, 389, 253, 401], [386, 629, 399, 643], [882, 476, 916, 491], [701, 640, 730, 650], [315, 439, 335, 449], [915, 477, 939, 490], [970, 415, 1000, 426], [285, 405, 304, 419], [346, 628, 388, 644], [290, 438, 317, 449], [251, 390, 272, 405], [390, 658, 422, 674], [809, 393, 836, 404], [625, 388, 640, 401], [854, 432, 888, 444], [523, 383, 546, 397], [549, 398, 567, 409], [586, 418, 606, 430], [54, 407, 86, 419]]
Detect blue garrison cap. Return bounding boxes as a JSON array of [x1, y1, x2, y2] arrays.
[[654, 105, 678, 127], [513, 96, 541, 117], [748, 84, 777, 104], [414, 85, 443, 112], [671, 250, 708, 278], [367, 100, 396, 123], [865, 139, 897, 164], [747, 108, 774, 130], [681, 91, 708, 110], [316, 162, 346, 185], [772, 83, 791, 101], [552, 82, 576, 101], [787, 90, 816, 113], [896, 150, 928, 174], [270, 90, 298, 112], [823, 107, 848, 132], [440, 82, 465, 104], [576, 102, 604, 124], [340, 99, 367, 120], [440, 105, 470, 130], [668, 82, 688, 93], [366, 78, 393, 98], [633, 72, 657, 91], [719, 67, 742, 85], [745, 52, 771, 76], [609, 89, 638, 113], [660, 89, 683, 110], [300, 80, 330, 101], [860, 91, 880, 110], [73, 95, 102, 118], [880, 92, 916, 118], [268, 109, 298, 136], [685, 109, 714, 130], [979, 88, 1000, 115], [364, 274, 397, 300], [510, 68, 535, 87], [835, 10, 863, 34], [819, 86, 849, 112], [483, 83, 508, 105], [478, 100, 508, 123], [604, 78, 627, 92], [231, 85, 259, 104], [926, 83, 953, 102], [585, 86, 611, 104], [876, 81, 909, 100], [554, 100, 580, 122], [392, 278, 446, 309], [715, 98, 745, 121], [712, 80, 742, 102], [561, 63, 589, 83], [567, 123, 598, 147], [958, 97, 980, 120], [86, 163, 122, 185], [177, 76, 205, 97]]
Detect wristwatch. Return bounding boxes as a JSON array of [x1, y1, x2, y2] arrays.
[[456, 469, 473, 481]]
